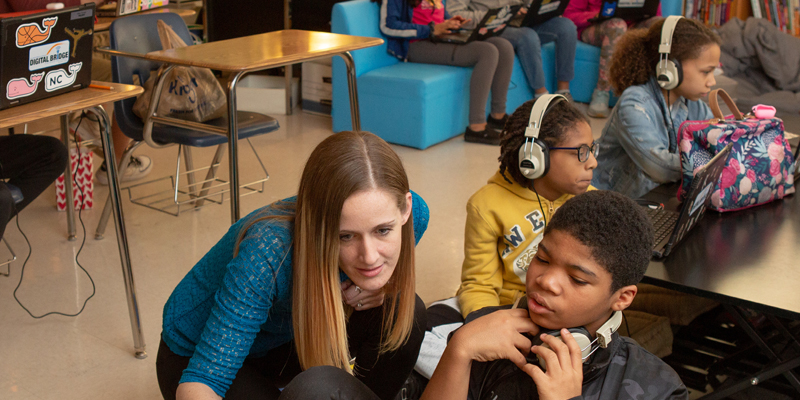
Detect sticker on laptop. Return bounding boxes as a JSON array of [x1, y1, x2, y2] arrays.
[[16, 17, 58, 48], [45, 62, 82, 92], [65, 27, 93, 57], [600, 2, 617, 16], [28, 40, 70, 71], [6, 72, 45, 100], [539, 0, 561, 14], [689, 182, 714, 215]]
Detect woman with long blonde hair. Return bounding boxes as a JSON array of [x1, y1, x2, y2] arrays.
[[155, 131, 429, 400]]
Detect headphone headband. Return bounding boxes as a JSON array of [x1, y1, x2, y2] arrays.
[[524, 94, 567, 140], [658, 15, 683, 56], [596, 310, 623, 348]]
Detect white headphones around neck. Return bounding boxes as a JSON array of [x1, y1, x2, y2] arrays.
[[535, 310, 624, 370], [656, 15, 684, 90], [518, 94, 567, 180]]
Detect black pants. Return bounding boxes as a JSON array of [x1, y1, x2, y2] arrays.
[[156, 294, 427, 400], [0, 135, 69, 240]]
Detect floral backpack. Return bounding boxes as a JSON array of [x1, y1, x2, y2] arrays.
[[677, 89, 795, 212]]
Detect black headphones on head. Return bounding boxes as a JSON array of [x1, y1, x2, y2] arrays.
[[518, 94, 567, 180], [656, 15, 684, 90]]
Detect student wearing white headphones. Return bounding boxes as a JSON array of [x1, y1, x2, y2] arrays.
[[592, 16, 721, 199]]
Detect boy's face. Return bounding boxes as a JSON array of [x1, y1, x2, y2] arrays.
[[525, 230, 636, 336], [539, 121, 597, 197]]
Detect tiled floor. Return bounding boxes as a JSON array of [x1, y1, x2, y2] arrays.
[[1, 107, 613, 400]]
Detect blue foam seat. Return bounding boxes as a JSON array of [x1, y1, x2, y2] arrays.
[[331, 0, 681, 149], [331, 0, 536, 149]]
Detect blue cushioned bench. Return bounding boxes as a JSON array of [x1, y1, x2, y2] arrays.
[[331, 0, 681, 149]]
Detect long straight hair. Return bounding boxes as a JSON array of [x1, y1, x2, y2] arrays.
[[291, 131, 416, 373]]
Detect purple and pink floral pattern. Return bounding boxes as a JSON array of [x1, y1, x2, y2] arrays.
[[678, 117, 795, 212]]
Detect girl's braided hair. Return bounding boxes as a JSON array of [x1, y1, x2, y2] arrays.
[[609, 17, 721, 95], [498, 98, 590, 187]]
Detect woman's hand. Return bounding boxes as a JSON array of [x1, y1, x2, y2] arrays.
[[433, 17, 467, 36], [341, 279, 385, 311], [450, 309, 539, 367], [520, 329, 584, 400]]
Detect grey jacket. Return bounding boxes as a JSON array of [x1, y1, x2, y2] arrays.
[[446, 0, 525, 29], [719, 17, 800, 94], [464, 304, 688, 400], [591, 77, 713, 199]]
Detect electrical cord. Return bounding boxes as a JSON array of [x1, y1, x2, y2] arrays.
[[12, 111, 96, 318], [532, 185, 547, 227]]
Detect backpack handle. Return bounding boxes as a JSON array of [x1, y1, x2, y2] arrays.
[[708, 89, 744, 120]]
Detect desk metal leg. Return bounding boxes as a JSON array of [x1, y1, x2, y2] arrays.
[[337, 51, 361, 132], [699, 304, 800, 399], [60, 115, 77, 241], [92, 105, 147, 359], [285, 66, 293, 115], [226, 72, 245, 223]]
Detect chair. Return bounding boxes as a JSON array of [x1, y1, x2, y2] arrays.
[[94, 13, 280, 238], [1, 183, 23, 276]]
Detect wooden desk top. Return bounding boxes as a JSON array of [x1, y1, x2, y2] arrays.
[[643, 184, 800, 319], [0, 82, 142, 129], [95, 8, 197, 32], [144, 29, 384, 72]]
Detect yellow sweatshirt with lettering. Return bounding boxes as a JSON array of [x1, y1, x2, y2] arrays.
[[457, 170, 596, 318]]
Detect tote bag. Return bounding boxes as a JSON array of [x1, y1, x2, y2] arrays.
[[677, 89, 795, 212]]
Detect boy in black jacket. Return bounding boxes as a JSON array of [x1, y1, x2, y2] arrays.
[[421, 190, 687, 400]]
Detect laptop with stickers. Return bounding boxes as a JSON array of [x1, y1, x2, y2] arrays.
[[0, 4, 94, 110], [646, 143, 732, 258]]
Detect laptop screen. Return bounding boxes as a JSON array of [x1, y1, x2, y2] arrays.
[[1, 4, 94, 110]]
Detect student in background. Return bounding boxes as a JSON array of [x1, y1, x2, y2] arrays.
[[563, 0, 661, 117], [446, 0, 577, 101], [592, 17, 720, 198], [376, 0, 514, 145], [156, 131, 429, 400]]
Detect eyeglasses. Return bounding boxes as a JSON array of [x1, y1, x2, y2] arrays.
[[549, 142, 599, 163]]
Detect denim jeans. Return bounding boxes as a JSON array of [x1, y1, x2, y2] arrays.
[[499, 16, 577, 91]]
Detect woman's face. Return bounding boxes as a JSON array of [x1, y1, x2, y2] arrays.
[[338, 189, 413, 291], [674, 44, 720, 101]]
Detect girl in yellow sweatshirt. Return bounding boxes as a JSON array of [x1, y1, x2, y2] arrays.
[[412, 96, 598, 382], [458, 96, 598, 317]]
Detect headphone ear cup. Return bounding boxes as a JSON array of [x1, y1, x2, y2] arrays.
[[671, 57, 683, 89], [518, 138, 550, 180], [536, 327, 593, 371], [656, 58, 682, 90]]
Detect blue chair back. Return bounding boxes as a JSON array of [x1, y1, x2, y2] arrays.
[[332, 0, 398, 76], [661, 0, 682, 17], [109, 13, 194, 142]]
